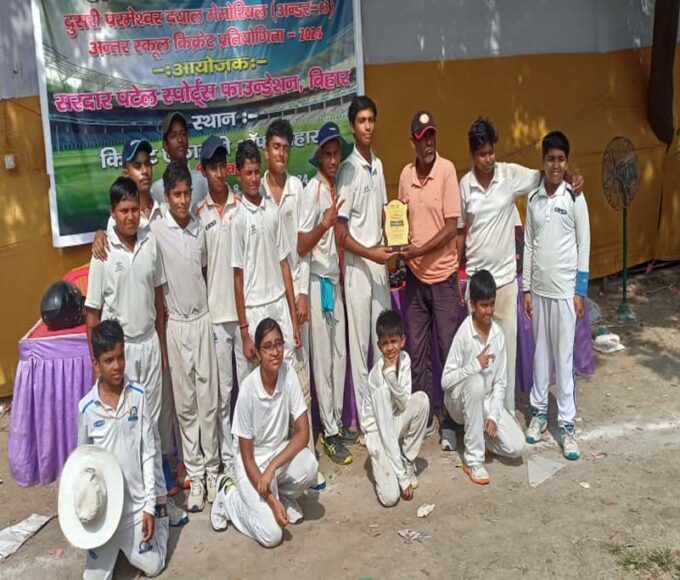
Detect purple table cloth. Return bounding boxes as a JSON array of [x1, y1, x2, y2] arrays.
[[9, 332, 93, 487]]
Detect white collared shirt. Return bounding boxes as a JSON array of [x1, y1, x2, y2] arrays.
[[360, 351, 414, 491], [298, 173, 341, 283], [231, 362, 307, 467], [459, 162, 541, 288], [441, 316, 506, 423], [151, 169, 208, 215], [150, 211, 208, 320], [522, 181, 591, 299], [230, 195, 290, 308], [77, 376, 156, 529], [85, 225, 165, 339], [196, 191, 240, 324], [337, 146, 388, 249], [261, 171, 309, 296]]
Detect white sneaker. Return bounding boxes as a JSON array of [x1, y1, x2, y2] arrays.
[[206, 474, 218, 504], [441, 428, 457, 452], [188, 478, 205, 512], [166, 498, 189, 527], [403, 459, 418, 489], [280, 495, 304, 524], [464, 463, 490, 485], [222, 461, 236, 481], [559, 425, 581, 461]]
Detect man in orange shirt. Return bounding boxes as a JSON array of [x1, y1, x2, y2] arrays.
[[399, 111, 463, 447]]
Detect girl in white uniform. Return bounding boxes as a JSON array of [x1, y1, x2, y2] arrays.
[[210, 318, 318, 548]]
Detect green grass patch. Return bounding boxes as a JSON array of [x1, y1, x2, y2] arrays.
[[606, 542, 680, 576]]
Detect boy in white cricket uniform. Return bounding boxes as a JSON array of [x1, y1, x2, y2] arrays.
[[196, 136, 245, 478], [262, 119, 325, 486], [335, 96, 394, 428], [84, 176, 188, 525], [442, 270, 525, 485], [77, 320, 168, 579], [298, 122, 353, 465], [457, 118, 584, 414], [210, 318, 318, 548], [150, 112, 207, 213], [231, 140, 300, 380], [91, 140, 182, 499], [523, 131, 590, 461], [359, 310, 429, 507], [150, 162, 220, 511]]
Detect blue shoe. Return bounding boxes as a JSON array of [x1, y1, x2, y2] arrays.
[[525, 413, 548, 444], [558, 424, 581, 461], [310, 470, 326, 491]]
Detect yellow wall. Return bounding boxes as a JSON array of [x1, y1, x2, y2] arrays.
[[0, 98, 89, 397], [2, 45, 680, 396], [367, 47, 676, 278]]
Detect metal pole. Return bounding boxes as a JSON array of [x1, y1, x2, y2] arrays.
[[617, 206, 636, 321]]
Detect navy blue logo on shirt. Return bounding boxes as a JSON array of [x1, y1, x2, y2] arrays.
[[554, 207, 568, 215], [128, 406, 139, 422], [114, 261, 124, 273], [93, 419, 105, 428], [205, 219, 217, 231]]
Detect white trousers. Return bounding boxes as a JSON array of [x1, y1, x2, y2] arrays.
[[466, 280, 518, 413], [293, 321, 316, 455], [240, 295, 296, 384], [344, 254, 391, 427], [124, 331, 165, 497], [83, 516, 168, 580], [444, 374, 525, 466], [167, 312, 219, 480], [213, 321, 249, 466], [218, 447, 318, 548], [530, 294, 577, 426], [309, 276, 347, 437], [494, 281, 518, 413], [365, 391, 429, 507]]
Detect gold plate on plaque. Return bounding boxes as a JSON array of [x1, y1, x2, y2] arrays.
[[383, 199, 409, 251]]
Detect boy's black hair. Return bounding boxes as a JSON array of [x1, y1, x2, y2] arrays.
[[92, 320, 125, 360], [469, 269, 497, 302], [110, 176, 139, 208], [235, 139, 261, 171], [254, 317, 283, 350], [265, 119, 294, 146], [348, 95, 378, 125], [163, 161, 192, 193], [468, 117, 498, 153], [376, 309, 404, 340], [542, 131, 570, 159]]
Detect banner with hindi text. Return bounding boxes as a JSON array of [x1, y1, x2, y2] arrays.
[[31, 0, 363, 247]]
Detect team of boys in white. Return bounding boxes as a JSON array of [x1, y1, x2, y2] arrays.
[[78, 113, 589, 576]]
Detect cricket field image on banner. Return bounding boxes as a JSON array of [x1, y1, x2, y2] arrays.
[[32, 0, 363, 246]]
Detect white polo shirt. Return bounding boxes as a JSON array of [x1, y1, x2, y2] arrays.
[[85, 225, 165, 340], [261, 171, 309, 297], [441, 316, 507, 423], [196, 191, 240, 324], [298, 173, 341, 283], [231, 362, 307, 468], [360, 351, 414, 491], [230, 195, 290, 308], [77, 377, 156, 529], [150, 211, 208, 320], [151, 169, 208, 215], [522, 181, 591, 299], [459, 162, 541, 288], [337, 146, 387, 249]]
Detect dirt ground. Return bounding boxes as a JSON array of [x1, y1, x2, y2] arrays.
[[1, 266, 679, 580]]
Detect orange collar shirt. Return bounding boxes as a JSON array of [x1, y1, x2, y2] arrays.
[[398, 154, 461, 284]]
